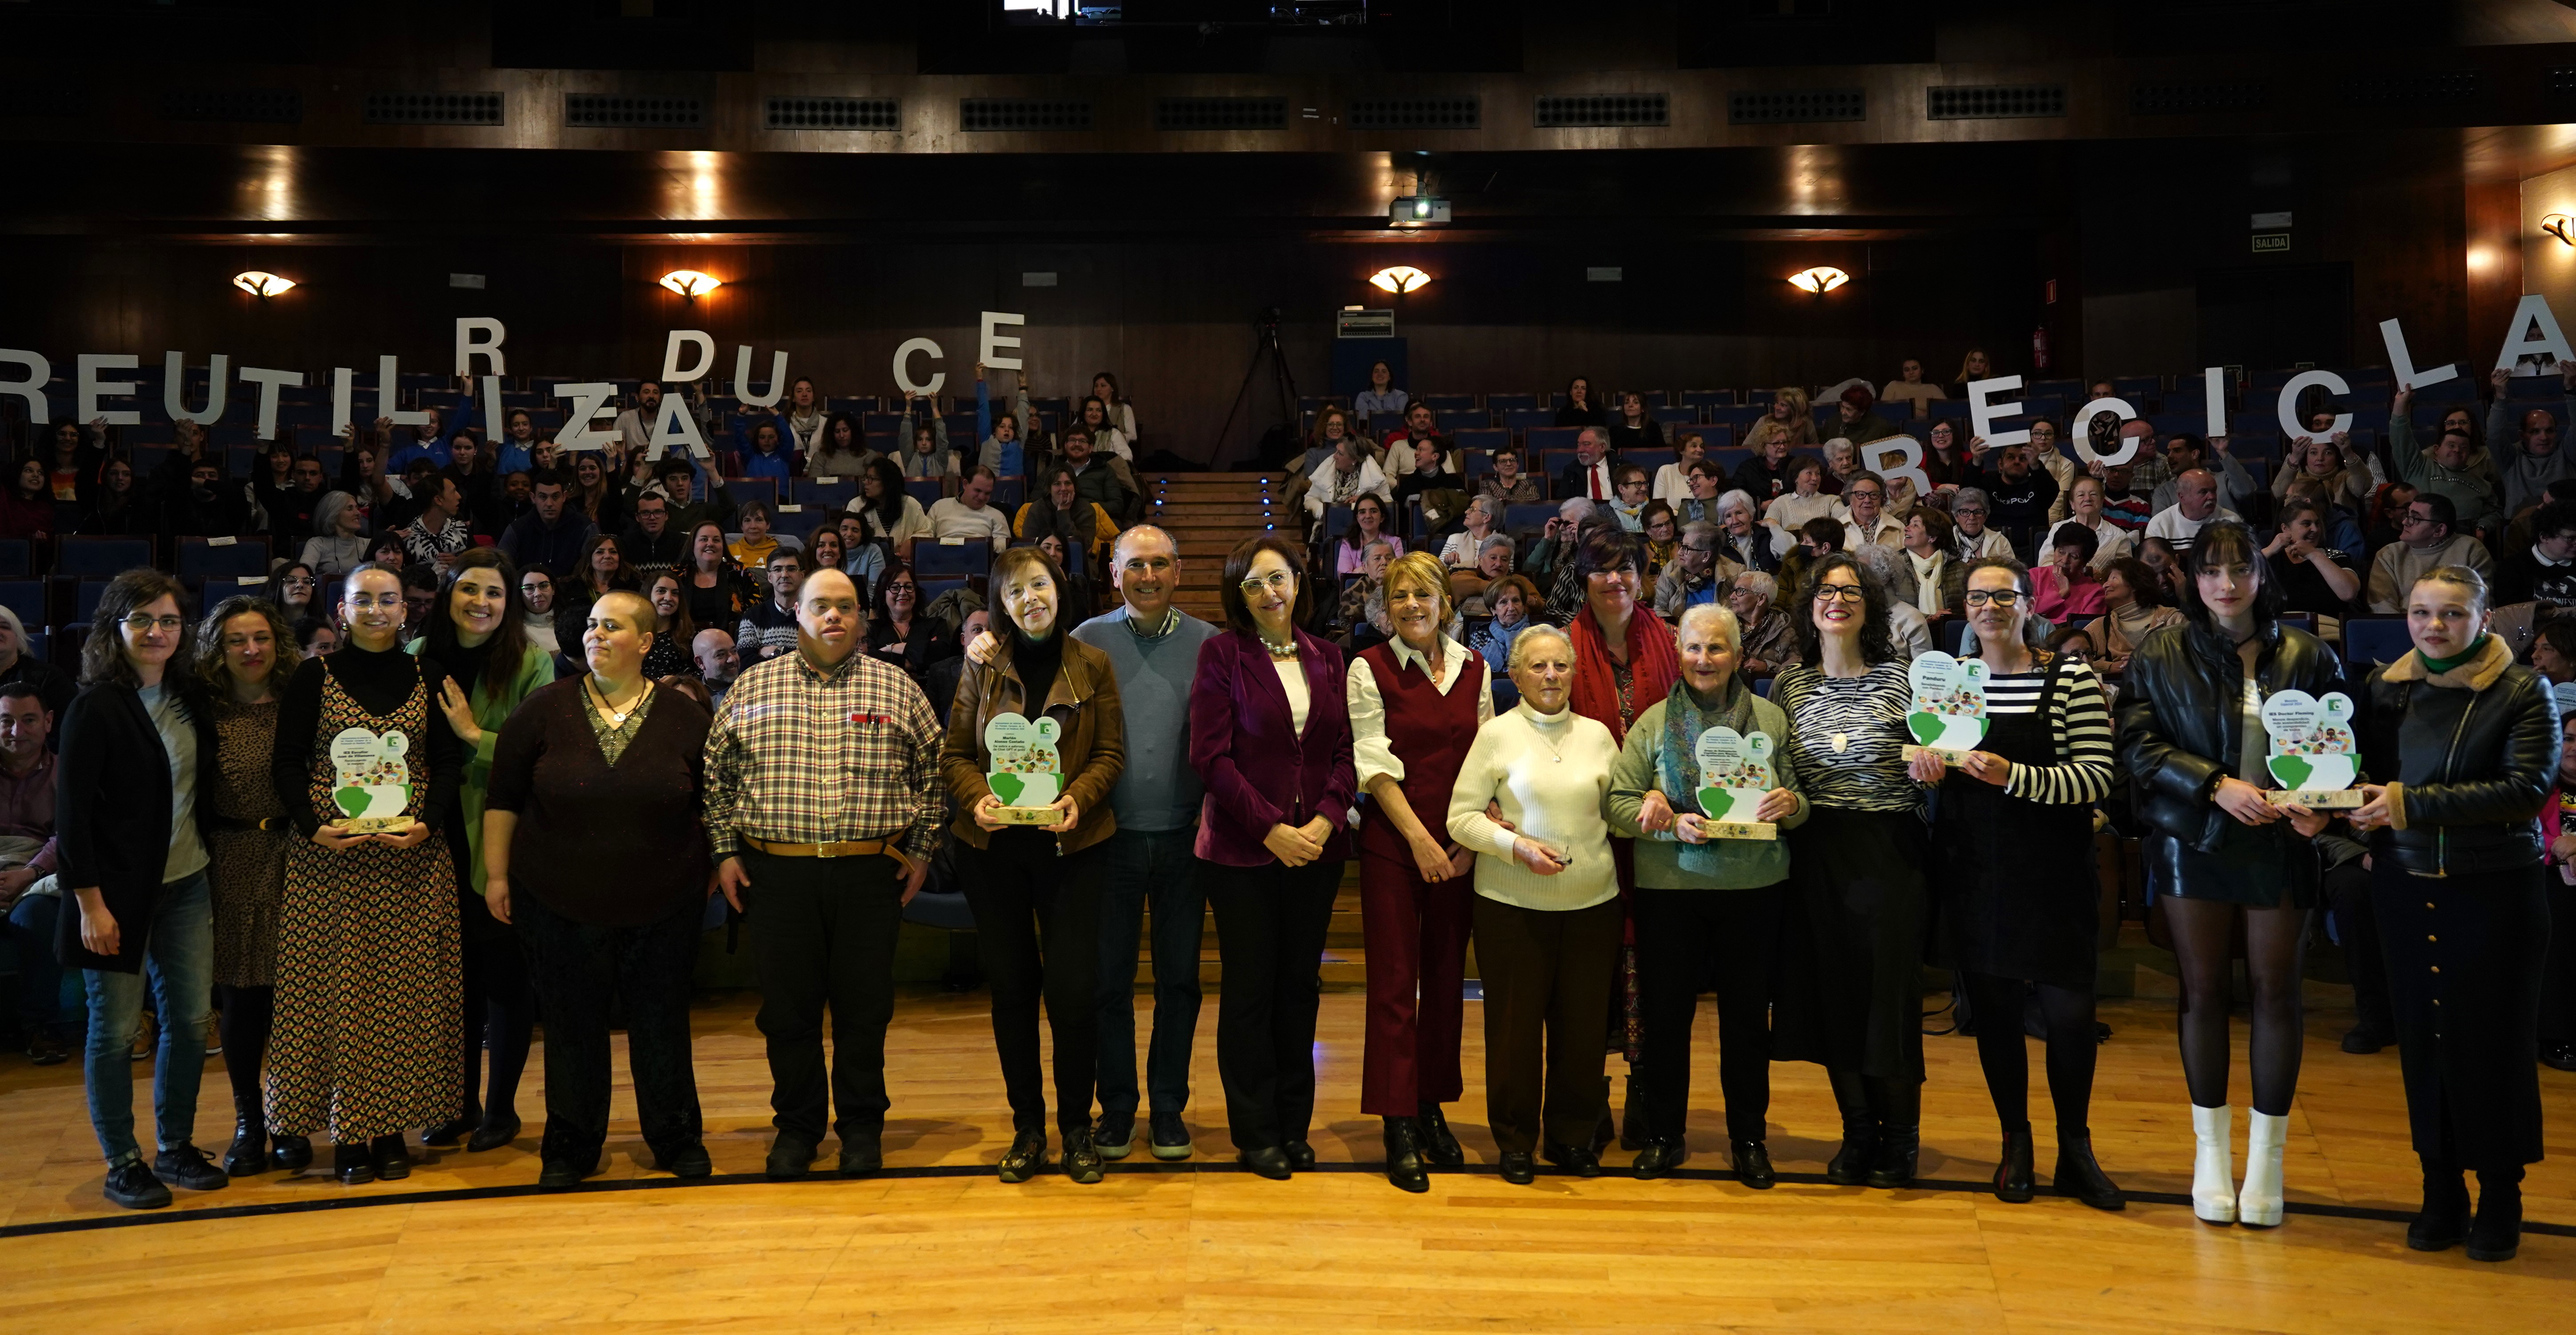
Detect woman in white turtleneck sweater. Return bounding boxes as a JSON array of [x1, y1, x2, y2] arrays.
[[1445, 623, 1622, 1186]]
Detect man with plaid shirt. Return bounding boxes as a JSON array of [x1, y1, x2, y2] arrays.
[[705, 566, 942, 1181]]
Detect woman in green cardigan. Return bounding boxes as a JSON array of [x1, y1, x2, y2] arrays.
[[409, 547, 555, 1153], [1607, 601, 1808, 1186]]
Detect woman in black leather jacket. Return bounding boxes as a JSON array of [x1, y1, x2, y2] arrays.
[[2115, 521, 2344, 1230], [2349, 565, 2556, 1264]]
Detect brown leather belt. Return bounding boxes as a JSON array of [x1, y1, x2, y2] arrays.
[[742, 835, 917, 876]]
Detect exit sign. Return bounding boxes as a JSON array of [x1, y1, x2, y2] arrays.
[[2252, 233, 2291, 253]]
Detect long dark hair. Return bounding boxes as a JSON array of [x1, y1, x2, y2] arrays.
[[1790, 551, 1897, 668], [426, 548, 536, 701], [193, 595, 302, 699], [2176, 520, 2283, 632], [1340, 495, 1389, 553], [863, 456, 906, 530], [648, 571, 697, 643], [1218, 535, 1314, 634], [80, 568, 194, 689], [577, 533, 637, 600]]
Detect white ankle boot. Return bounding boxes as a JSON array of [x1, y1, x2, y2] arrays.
[[2238, 1110, 2288, 1227], [2190, 1104, 2237, 1224]]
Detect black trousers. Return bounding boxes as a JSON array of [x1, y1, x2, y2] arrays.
[[1632, 883, 1787, 1146], [960, 834, 1106, 1136], [518, 888, 705, 1167], [2324, 861, 2391, 1038], [1204, 857, 1341, 1152], [2542, 874, 2576, 1052], [743, 849, 903, 1145], [1474, 894, 1624, 1156]]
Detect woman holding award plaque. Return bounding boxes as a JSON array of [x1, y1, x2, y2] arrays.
[[266, 562, 467, 1186], [941, 545, 1126, 1185], [2348, 566, 2558, 1263], [1906, 557, 2124, 1210], [1767, 552, 1936, 1190], [1607, 602, 1807, 1186], [1345, 550, 1493, 1193], [2116, 520, 2344, 1228]]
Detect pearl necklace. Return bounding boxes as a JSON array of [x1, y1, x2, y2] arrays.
[[1260, 633, 1300, 660]]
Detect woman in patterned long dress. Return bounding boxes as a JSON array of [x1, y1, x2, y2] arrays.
[[195, 595, 305, 1177], [409, 549, 553, 1155], [1768, 551, 1936, 1190], [265, 562, 466, 1186]]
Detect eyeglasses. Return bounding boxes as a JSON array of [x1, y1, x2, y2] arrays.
[[1679, 544, 1714, 555], [122, 614, 185, 633], [2402, 511, 2437, 527], [1952, 506, 1987, 517], [1814, 585, 1866, 603], [521, 580, 551, 592], [1962, 589, 2023, 608], [1239, 572, 1295, 593]]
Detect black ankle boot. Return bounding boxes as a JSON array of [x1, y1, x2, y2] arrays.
[[1992, 1128, 2035, 1203], [2407, 1162, 2469, 1252], [1864, 1077, 1921, 1189], [269, 1134, 313, 1171], [1416, 1102, 1464, 1166], [2051, 1130, 2125, 1211], [332, 1141, 374, 1185], [1382, 1117, 1429, 1194], [2467, 1169, 2522, 1263], [1618, 1073, 1649, 1152], [222, 1118, 266, 1177], [1824, 1071, 1875, 1186]]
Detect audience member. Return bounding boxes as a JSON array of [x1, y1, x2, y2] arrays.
[[2142, 469, 2240, 553], [928, 467, 1015, 553], [738, 547, 812, 667], [0, 683, 67, 1064], [1557, 427, 1618, 504], [2366, 493, 2494, 613], [2491, 498, 2576, 611], [2263, 496, 2363, 616]]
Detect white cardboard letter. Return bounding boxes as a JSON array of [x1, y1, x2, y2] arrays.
[[332, 367, 356, 436], [1861, 436, 1931, 498], [480, 375, 507, 438], [661, 330, 715, 383], [2276, 370, 2353, 439], [162, 352, 230, 424], [979, 311, 1026, 371], [550, 382, 623, 452], [0, 350, 51, 424], [377, 355, 431, 427], [2203, 367, 2229, 439], [734, 346, 788, 408], [76, 354, 142, 425], [893, 338, 945, 396], [649, 395, 711, 460], [2378, 317, 2457, 390], [237, 366, 305, 440], [454, 317, 508, 378], [2070, 397, 2142, 467], [1966, 375, 2028, 449], [2496, 293, 2575, 374]]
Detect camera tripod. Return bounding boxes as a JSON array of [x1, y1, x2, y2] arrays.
[[1212, 308, 1302, 469]]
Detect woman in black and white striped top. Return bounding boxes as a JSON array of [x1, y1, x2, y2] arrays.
[[1767, 553, 1934, 1190], [1908, 558, 2124, 1212]]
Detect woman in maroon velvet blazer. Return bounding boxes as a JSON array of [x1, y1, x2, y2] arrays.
[[1188, 535, 1356, 1181]]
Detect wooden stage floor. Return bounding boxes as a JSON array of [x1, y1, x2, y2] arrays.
[[0, 988, 2568, 1333]]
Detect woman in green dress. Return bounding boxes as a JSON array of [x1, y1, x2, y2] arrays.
[[409, 547, 554, 1153]]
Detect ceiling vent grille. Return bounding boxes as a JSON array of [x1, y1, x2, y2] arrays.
[[766, 97, 899, 130], [564, 95, 705, 129], [2131, 82, 2269, 115], [366, 92, 504, 126], [1155, 96, 1286, 130], [0, 86, 79, 119], [1927, 84, 2066, 119], [1348, 96, 1481, 130], [1534, 94, 1668, 128], [1729, 89, 1864, 124], [160, 89, 302, 124], [960, 99, 1094, 131], [2340, 73, 2482, 106]]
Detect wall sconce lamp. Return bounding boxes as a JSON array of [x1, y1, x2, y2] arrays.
[[659, 269, 722, 300], [1787, 266, 1850, 296], [1368, 265, 1431, 295], [2544, 215, 2574, 247], [232, 271, 296, 299]]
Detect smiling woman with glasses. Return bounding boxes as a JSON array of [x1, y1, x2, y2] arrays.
[[265, 562, 468, 1188], [56, 568, 227, 1210], [1768, 552, 1936, 1191]]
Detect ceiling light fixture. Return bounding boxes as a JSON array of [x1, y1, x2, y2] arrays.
[[232, 270, 296, 298], [1787, 266, 1850, 295], [2544, 214, 2575, 247], [659, 269, 722, 299], [1368, 265, 1431, 296]]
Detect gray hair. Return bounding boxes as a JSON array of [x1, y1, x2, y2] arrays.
[[1715, 488, 1756, 521], [1478, 534, 1514, 561], [1847, 469, 1888, 494], [1506, 621, 1576, 672], [1577, 426, 1612, 451], [1851, 541, 1905, 584], [1363, 537, 1395, 558], [1558, 496, 1596, 522], [1824, 436, 1855, 462], [1732, 569, 1777, 600], [1466, 494, 1500, 524], [0, 604, 21, 644], [1951, 486, 1991, 513], [1679, 520, 1719, 548], [312, 488, 361, 537], [1676, 602, 1742, 655]]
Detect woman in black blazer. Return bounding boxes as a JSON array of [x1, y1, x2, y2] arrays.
[[57, 568, 225, 1211]]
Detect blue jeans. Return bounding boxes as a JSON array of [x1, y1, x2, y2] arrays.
[[81, 872, 213, 1168], [8, 891, 77, 1037], [1093, 827, 1204, 1120]]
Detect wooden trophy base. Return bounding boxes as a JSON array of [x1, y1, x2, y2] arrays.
[[332, 816, 414, 834], [1900, 745, 1972, 766], [2265, 788, 2365, 809], [1704, 821, 1778, 841], [990, 804, 1062, 826]]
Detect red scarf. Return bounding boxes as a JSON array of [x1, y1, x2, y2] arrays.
[[1569, 604, 1680, 746]]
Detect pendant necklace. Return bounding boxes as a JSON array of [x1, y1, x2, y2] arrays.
[[589, 678, 650, 729]]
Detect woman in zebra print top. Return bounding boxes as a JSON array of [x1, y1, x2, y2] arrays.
[[1908, 558, 2124, 1211]]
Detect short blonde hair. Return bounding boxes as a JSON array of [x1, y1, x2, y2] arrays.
[[1382, 550, 1452, 622], [1507, 622, 1575, 673]]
